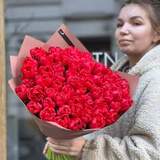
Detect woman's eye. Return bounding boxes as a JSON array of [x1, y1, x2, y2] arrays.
[[116, 23, 123, 28], [132, 21, 142, 26]]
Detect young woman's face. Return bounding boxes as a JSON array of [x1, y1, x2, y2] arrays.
[[115, 4, 157, 58]]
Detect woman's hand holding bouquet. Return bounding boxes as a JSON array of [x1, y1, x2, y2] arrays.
[[43, 137, 85, 159]]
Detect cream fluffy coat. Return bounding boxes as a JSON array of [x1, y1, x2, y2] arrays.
[[81, 45, 160, 160]]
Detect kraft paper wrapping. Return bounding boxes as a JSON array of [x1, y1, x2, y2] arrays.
[[8, 24, 138, 139]]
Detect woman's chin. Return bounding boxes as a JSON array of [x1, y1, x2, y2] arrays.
[[120, 46, 134, 54]]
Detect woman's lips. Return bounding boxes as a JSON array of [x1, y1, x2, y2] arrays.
[[119, 39, 133, 45]]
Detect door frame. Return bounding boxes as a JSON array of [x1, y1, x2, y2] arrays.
[[0, 0, 7, 159]]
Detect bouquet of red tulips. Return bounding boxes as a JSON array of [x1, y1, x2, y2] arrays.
[[8, 24, 138, 160]]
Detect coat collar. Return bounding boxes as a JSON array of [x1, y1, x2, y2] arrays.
[[111, 45, 160, 76], [129, 45, 160, 75]]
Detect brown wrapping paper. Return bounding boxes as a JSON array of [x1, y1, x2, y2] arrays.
[[8, 24, 139, 139]]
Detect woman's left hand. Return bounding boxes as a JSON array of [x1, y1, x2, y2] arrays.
[[43, 137, 86, 158]]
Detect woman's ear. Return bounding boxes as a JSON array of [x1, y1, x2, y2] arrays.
[[153, 29, 160, 44]]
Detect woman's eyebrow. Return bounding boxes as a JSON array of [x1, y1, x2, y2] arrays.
[[130, 16, 144, 21], [117, 16, 144, 22]]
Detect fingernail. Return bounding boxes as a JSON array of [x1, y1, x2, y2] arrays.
[[43, 142, 48, 154]]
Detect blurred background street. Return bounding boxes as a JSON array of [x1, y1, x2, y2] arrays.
[[5, 0, 124, 159]]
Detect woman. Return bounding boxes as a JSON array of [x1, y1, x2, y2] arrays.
[[44, 0, 160, 159]]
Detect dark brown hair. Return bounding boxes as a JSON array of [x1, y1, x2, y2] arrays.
[[123, 0, 160, 33]]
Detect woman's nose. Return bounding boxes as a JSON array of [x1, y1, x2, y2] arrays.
[[120, 23, 130, 35]]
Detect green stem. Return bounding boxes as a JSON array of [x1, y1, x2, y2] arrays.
[[45, 147, 52, 160], [45, 147, 74, 160]]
